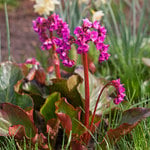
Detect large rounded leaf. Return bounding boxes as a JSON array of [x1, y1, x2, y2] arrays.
[[0, 103, 37, 137], [0, 62, 32, 109], [75, 66, 115, 114]]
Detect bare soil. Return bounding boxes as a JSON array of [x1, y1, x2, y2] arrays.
[[0, 0, 40, 63]]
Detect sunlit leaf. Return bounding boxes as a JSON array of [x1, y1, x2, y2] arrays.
[[0, 61, 32, 109], [75, 66, 115, 114]]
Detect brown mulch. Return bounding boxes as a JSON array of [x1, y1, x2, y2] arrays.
[[0, 0, 40, 63]]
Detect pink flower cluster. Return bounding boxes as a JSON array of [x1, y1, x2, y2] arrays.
[[74, 19, 110, 63], [111, 79, 126, 104], [54, 37, 75, 67], [33, 14, 110, 67], [33, 14, 74, 67]]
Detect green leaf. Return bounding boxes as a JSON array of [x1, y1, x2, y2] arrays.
[[40, 92, 61, 122], [75, 66, 115, 114], [100, 107, 150, 148], [49, 74, 83, 107], [55, 98, 85, 135], [20, 80, 49, 111], [0, 62, 32, 109], [0, 103, 37, 138], [21, 70, 83, 108]]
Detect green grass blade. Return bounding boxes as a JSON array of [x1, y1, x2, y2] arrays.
[[65, 130, 72, 150], [4, 1, 11, 61]]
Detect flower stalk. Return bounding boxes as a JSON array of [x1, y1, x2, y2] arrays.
[[82, 53, 90, 128], [86, 79, 125, 143], [50, 32, 61, 78], [90, 82, 111, 131]]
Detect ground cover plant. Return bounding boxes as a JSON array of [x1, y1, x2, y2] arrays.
[[0, 0, 150, 149]]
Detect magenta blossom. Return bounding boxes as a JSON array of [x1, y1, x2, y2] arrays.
[[111, 79, 126, 104], [25, 58, 40, 66], [54, 17, 110, 67], [74, 19, 110, 63], [33, 14, 70, 50], [33, 15, 110, 67], [33, 14, 74, 67]]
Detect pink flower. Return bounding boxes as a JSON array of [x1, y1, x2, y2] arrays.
[[25, 58, 40, 65], [82, 18, 92, 28], [77, 44, 89, 54], [93, 21, 100, 29], [111, 79, 126, 104], [99, 52, 110, 63], [33, 14, 71, 51], [74, 26, 83, 37], [41, 38, 53, 50], [90, 31, 98, 42]]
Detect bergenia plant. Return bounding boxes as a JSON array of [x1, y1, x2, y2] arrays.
[[31, 13, 135, 146], [1, 13, 150, 149]]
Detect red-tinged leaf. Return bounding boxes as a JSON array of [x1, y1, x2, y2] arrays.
[[100, 107, 150, 148], [120, 107, 150, 124], [9, 125, 27, 139], [18, 63, 29, 76], [55, 98, 86, 136], [35, 67, 46, 85], [100, 122, 138, 148], [0, 103, 37, 138], [57, 113, 72, 134], [25, 109, 34, 121], [14, 80, 23, 94], [25, 67, 36, 81]]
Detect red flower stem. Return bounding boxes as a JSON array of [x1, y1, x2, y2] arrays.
[[86, 82, 112, 142], [82, 53, 90, 128], [90, 83, 111, 128], [50, 32, 61, 78]]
